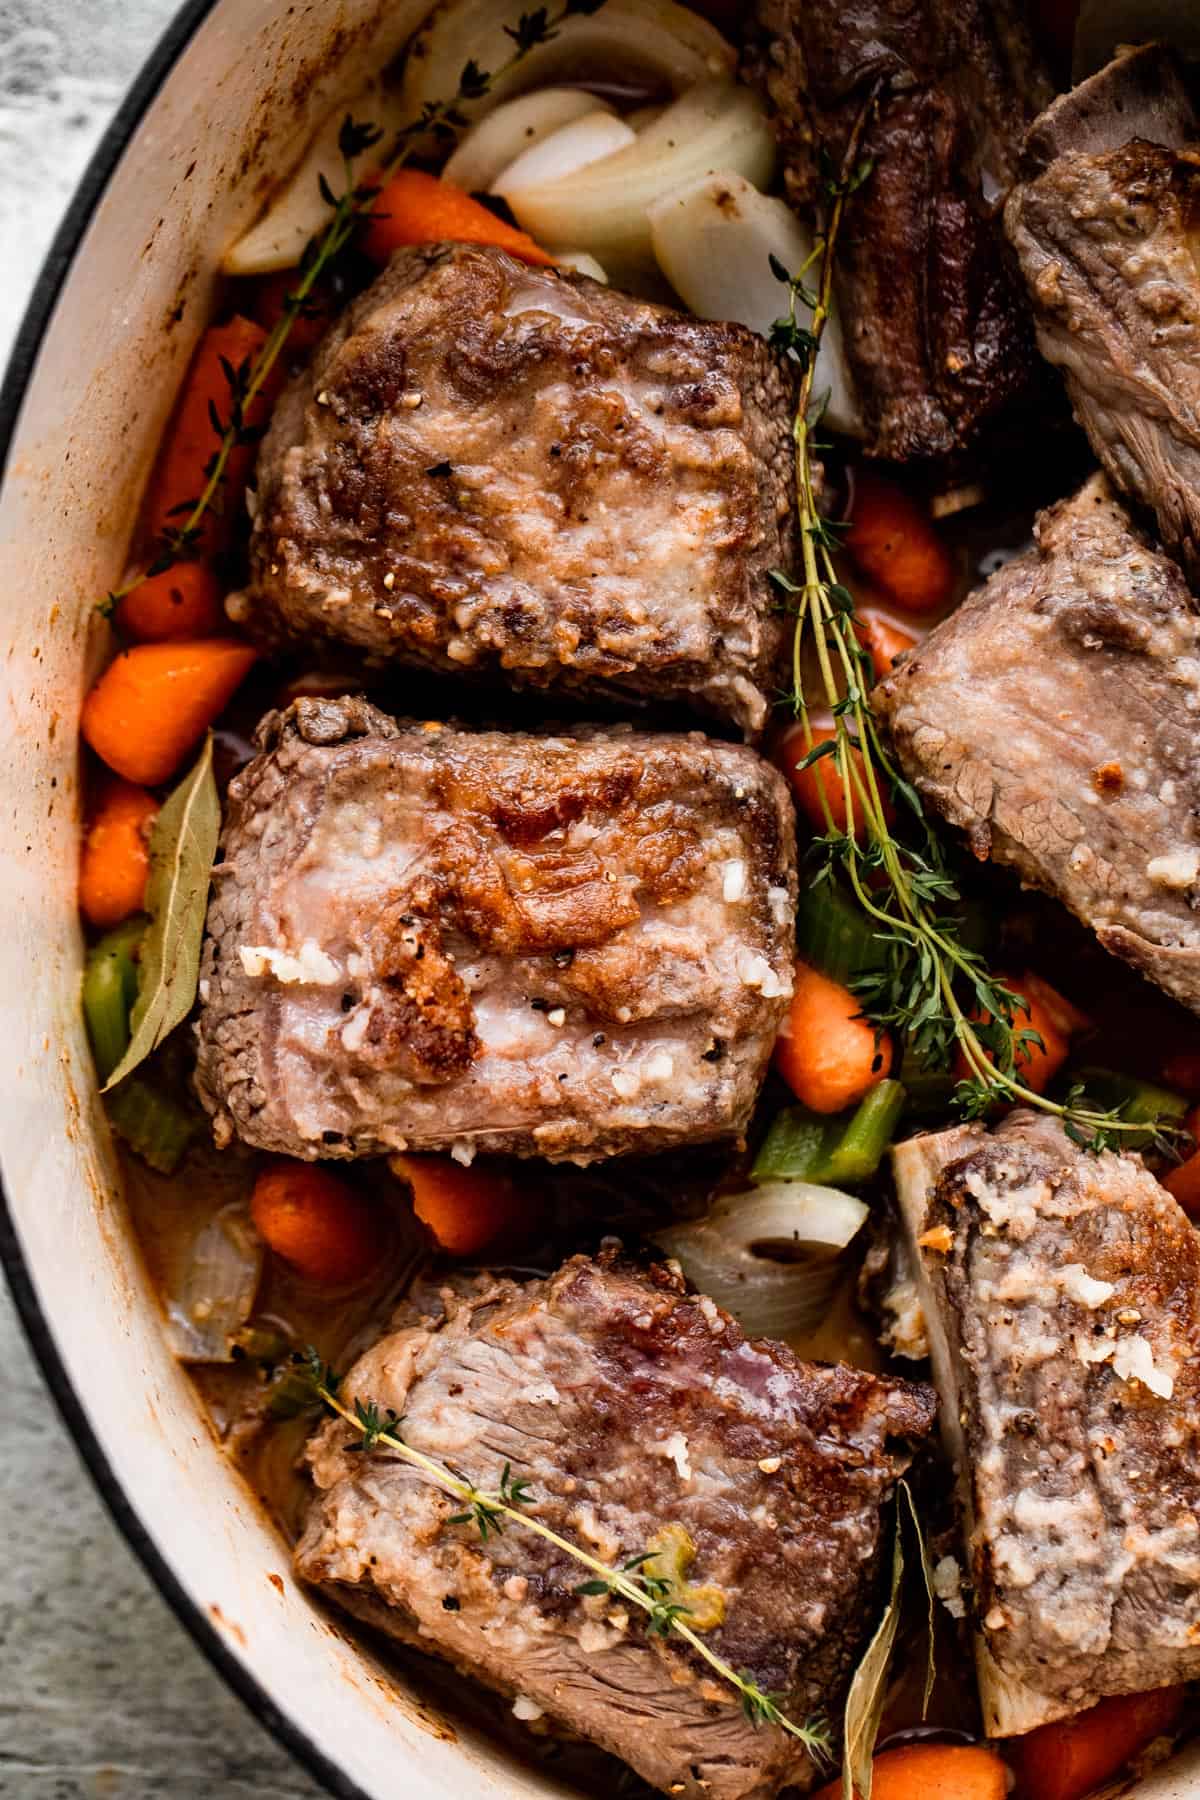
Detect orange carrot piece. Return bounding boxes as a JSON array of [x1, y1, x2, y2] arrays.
[[813, 1743, 1008, 1800], [244, 269, 334, 356], [847, 469, 957, 614], [957, 971, 1071, 1097], [80, 638, 256, 786], [855, 609, 918, 679], [79, 778, 158, 929], [145, 317, 276, 556], [777, 721, 893, 840], [393, 1153, 519, 1256], [1164, 1149, 1200, 1217], [774, 960, 893, 1115], [252, 1160, 382, 1285], [362, 170, 554, 267], [115, 562, 226, 643], [1009, 1686, 1186, 1800]]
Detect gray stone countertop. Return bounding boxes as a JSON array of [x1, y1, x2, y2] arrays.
[[0, 3, 323, 1793]]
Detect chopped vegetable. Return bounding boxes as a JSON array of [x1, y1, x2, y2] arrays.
[[957, 971, 1072, 1098], [814, 1742, 1008, 1800], [846, 470, 957, 615], [82, 919, 144, 1082], [1070, 1067, 1188, 1150], [653, 1180, 868, 1338], [444, 88, 611, 193], [105, 1076, 196, 1175], [115, 562, 226, 643], [79, 778, 158, 928], [775, 962, 894, 1115], [855, 610, 918, 679], [81, 638, 256, 786], [1164, 1151, 1200, 1216], [492, 111, 635, 197], [165, 1201, 264, 1360], [794, 874, 884, 987], [251, 1160, 383, 1285], [1008, 1685, 1186, 1800], [145, 317, 275, 555], [361, 170, 553, 267], [393, 1152, 518, 1256], [246, 269, 335, 355], [1161, 1048, 1200, 1094], [753, 1082, 907, 1187], [778, 720, 894, 840]]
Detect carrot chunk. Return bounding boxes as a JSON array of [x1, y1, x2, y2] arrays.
[[847, 469, 957, 614], [244, 269, 334, 355], [777, 721, 893, 840], [774, 960, 893, 1115], [79, 778, 158, 928], [1009, 1686, 1186, 1800], [251, 1160, 382, 1285], [145, 317, 276, 556], [115, 562, 226, 643], [957, 970, 1071, 1097], [362, 170, 553, 267], [81, 639, 256, 786], [1164, 1149, 1200, 1217], [855, 608, 918, 678], [813, 1742, 1008, 1800], [393, 1153, 519, 1256]]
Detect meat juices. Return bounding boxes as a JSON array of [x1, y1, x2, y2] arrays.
[[237, 243, 797, 736], [194, 696, 796, 1164], [874, 477, 1200, 1016], [744, 0, 1051, 461], [296, 1253, 937, 1800], [892, 1112, 1200, 1735], [1006, 46, 1200, 582]]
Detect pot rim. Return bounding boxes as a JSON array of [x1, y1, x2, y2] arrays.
[[0, 6, 367, 1794]]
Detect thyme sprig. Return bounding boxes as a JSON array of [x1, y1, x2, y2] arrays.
[[297, 1349, 829, 1762], [772, 108, 1182, 1157], [103, 2, 603, 614]]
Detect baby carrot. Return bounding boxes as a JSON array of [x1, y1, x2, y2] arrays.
[[813, 1742, 1008, 1800], [957, 971, 1072, 1097], [80, 639, 256, 786], [115, 562, 226, 643], [79, 778, 158, 928], [251, 1160, 382, 1285], [1164, 1149, 1200, 1217], [777, 721, 893, 840], [847, 469, 957, 614], [774, 960, 893, 1115], [855, 609, 918, 679], [393, 1153, 520, 1256], [362, 170, 553, 267], [1009, 1685, 1186, 1800]]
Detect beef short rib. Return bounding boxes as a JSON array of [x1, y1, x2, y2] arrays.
[[296, 1252, 937, 1798], [892, 1112, 1200, 1734], [236, 243, 796, 736], [194, 696, 796, 1163], [874, 476, 1200, 1016]]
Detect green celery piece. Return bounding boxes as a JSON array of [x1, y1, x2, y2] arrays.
[[752, 1081, 907, 1188], [1068, 1066, 1187, 1148], [751, 1108, 838, 1184], [823, 1080, 907, 1184], [82, 918, 146, 1083], [104, 1076, 196, 1175], [794, 876, 883, 986]]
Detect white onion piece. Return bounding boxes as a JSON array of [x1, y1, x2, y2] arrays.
[[627, 103, 667, 132], [548, 248, 609, 284], [164, 1202, 264, 1362], [653, 1181, 868, 1341], [503, 82, 775, 271], [222, 82, 409, 275], [443, 88, 610, 194], [402, 0, 734, 133], [649, 171, 862, 437], [493, 111, 636, 196]]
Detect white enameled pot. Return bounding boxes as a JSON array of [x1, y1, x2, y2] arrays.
[[1, 5, 1199, 1797]]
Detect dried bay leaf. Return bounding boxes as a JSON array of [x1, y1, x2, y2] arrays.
[[842, 1504, 904, 1800], [104, 735, 219, 1090]]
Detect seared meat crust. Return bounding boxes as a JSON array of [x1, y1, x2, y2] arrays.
[[296, 1252, 937, 1799], [239, 244, 797, 735], [1006, 46, 1200, 583], [194, 696, 796, 1163], [745, 0, 1051, 461], [893, 1113, 1200, 1734], [875, 477, 1200, 1015]]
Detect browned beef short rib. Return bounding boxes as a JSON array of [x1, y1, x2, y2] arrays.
[[874, 476, 1200, 1015], [236, 243, 796, 736], [744, 0, 1051, 462], [1007, 45, 1200, 582], [296, 1252, 937, 1798], [892, 1112, 1200, 1735], [194, 696, 796, 1163]]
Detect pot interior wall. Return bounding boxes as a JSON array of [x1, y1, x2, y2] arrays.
[[1, 3, 1200, 1797]]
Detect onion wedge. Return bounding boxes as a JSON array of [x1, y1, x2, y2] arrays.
[[443, 88, 611, 193], [503, 82, 775, 271], [164, 1201, 264, 1361], [401, 0, 734, 132], [493, 111, 636, 195], [649, 171, 863, 437], [548, 248, 609, 283]]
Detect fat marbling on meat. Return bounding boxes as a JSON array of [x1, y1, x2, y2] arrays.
[[744, 0, 1051, 462], [194, 696, 796, 1164], [892, 1111, 1200, 1735], [296, 1251, 937, 1799], [1006, 45, 1200, 582], [874, 476, 1200, 1016], [235, 243, 797, 736]]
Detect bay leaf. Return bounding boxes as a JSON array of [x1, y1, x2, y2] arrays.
[[842, 1504, 904, 1800], [898, 1479, 936, 1717], [103, 735, 219, 1090]]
